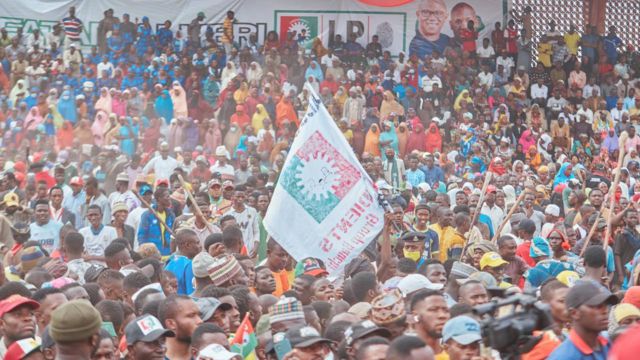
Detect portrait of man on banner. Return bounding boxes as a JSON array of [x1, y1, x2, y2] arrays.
[[409, 0, 451, 60]]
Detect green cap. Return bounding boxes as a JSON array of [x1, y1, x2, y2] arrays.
[[197, 11, 205, 18], [50, 300, 102, 342]]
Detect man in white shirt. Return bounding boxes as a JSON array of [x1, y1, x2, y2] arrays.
[[126, 184, 152, 250], [79, 205, 118, 263], [478, 65, 494, 89], [530, 78, 548, 106], [320, 48, 340, 69], [611, 99, 629, 124], [421, 69, 442, 94], [477, 38, 495, 67], [582, 78, 601, 98], [496, 53, 515, 78], [96, 56, 115, 78], [108, 172, 140, 212], [210, 146, 235, 181], [226, 187, 260, 256], [481, 186, 505, 233], [143, 142, 179, 181]]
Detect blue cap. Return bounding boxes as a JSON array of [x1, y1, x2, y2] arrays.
[[530, 236, 551, 258], [442, 316, 482, 345], [139, 184, 152, 195]]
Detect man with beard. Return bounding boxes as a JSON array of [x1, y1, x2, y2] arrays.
[[0, 295, 40, 357], [158, 295, 203, 360], [409, 289, 450, 358], [548, 280, 618, 359], [498, 235, 529, 287], [125, 314, 175, 360]]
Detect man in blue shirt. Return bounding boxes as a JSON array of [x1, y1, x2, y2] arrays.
[[409, 0, 451, 60], [138, 187, 175, 256], [420, 153, 444, 187], [548, 280, 617, 360], [165, 228, 202, 295], [406, 156, 426, 188], [603, 26, 623, 64]]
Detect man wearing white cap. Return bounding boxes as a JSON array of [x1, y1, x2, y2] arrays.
[[210, 146, 235, 181], [143, 142, 178, 181], [108, 172, 139, 212], [541, 204, 561, 239]]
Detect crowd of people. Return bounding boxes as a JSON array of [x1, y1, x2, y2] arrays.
[[0, 2, 640, 360]]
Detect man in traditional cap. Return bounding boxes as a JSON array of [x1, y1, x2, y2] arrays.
[[126, 314, 175, 360], [49, 300, 102, 359]]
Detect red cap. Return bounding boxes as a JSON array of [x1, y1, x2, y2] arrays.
[[69, 176, 83, 186], [4, 338, 41, 360], [486, 185, 497, 193], [0, 295, 39, 317], [155, 179, 169, 187]]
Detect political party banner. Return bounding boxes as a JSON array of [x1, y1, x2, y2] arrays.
[[0, 0, 504, 56], [263, 86, 384, 275]]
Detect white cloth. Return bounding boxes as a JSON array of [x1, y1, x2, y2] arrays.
[[226, 206, 260, 252], [79, 225, 118, 258], [143, 156, 179, 181]]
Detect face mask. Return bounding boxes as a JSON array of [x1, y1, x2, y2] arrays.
[[403, 249, 421, 262]]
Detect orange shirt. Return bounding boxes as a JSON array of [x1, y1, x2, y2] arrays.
[[272, 269, 290, 297]]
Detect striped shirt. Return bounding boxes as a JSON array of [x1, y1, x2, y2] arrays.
[[62, 16, 83, 41]]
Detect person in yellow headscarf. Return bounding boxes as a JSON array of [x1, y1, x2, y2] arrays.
[[526, 145, 542, 171], [364, 123, 381, 157], [333, 86, 348, 116], [453, 89, 472, 112], [380, 90, 404, 123], [252, 104, 270, 131], [233, 81, 250, 104]]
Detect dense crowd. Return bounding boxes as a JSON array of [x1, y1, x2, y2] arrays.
[[0, 3, 640, 360]]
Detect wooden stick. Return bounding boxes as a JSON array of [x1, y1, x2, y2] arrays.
[[133, 190, 175, 248], [461, 171, 493, 256], [177, 174, 217, 234], [603, 132, 629, 250], [491, 190, 528, 243], [579, 210, 602, 257]]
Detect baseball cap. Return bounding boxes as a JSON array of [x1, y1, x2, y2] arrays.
[[3, 192, 19, 207], [442, 315, 482, 345], [222, 180, 234, 189], [50, 300, 102, 342], [298, 258, 328, 277], [0, 295, 39, 317], [208, 178, 221, 188], [487, 185, 497, 193], [343, 320, 391, 346], [4, 338, 41, 360], [479, 252, 508, 270], [192, 252, 216, 278], [397, 274, 443, 297], [69, 176, 83, 186], [112, 201, 128, 214], [138, 184, 153, 196], [193, 297, 232, 322], [197, 344, 240, 360], [286, 325, 333, 348], [125, 314, 175, 345], [116, 172, 129, 182], [566, 280, 618, 309]]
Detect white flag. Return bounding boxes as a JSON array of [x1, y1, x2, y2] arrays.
[[264, 86, 384, 275]]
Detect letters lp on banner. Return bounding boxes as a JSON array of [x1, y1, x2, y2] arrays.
[[264, 86, 384, 276]]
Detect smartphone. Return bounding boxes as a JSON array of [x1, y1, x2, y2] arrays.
[[274, 332, 292, 360]]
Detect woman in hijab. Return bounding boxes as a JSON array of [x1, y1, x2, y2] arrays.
[[117, 116, 136, 157], [154, 89, 173, 124], [220, 61, 237, 90], [396, 122, 409, 158], [56, 90, 77, 124], [364, 123, 381, 157], [304, 60, 323, 82], [95, 87, 112, 114], [378, 121, 399, 154], [459, 128, 477, 158], [252, 104, 270, 132], [74, 119, 94, 145], [453, 89, 472, 112], [111, 91, 126, 117], [518, 128, 537, 152], [25, 106, 43, 136], [224, 122, 242, 155], [140, 117, 161, 152], [275, 95, 298, 127], [552, 163, 575, 188], [246, 62, 263, 84], [304, 75, 320, 94], [56, 120, 74, 151], [526, 145, 542, 171], [203, 74, 220, 107], [171, 82, 188, 118], [405, 123, 426, 154], [91, 111, 110, 146], [9, 79, 28, 106], [205, 119, 223, 153], [380, 91, 404, 122], [425, 123, 442, 153]]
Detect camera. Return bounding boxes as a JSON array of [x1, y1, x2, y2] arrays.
[[472, 293, 554, 359]]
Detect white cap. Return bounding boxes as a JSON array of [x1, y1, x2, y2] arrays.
[[397, 274, 443, 298], [196, 344, 240, 360], [545, 204, 560, 217]]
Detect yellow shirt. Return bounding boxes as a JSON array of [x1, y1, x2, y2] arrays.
[[564, 32, 581, 55], [435, 351, 450, 360], [538, 43, 552, 67], [430, 224, 460, 262]]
